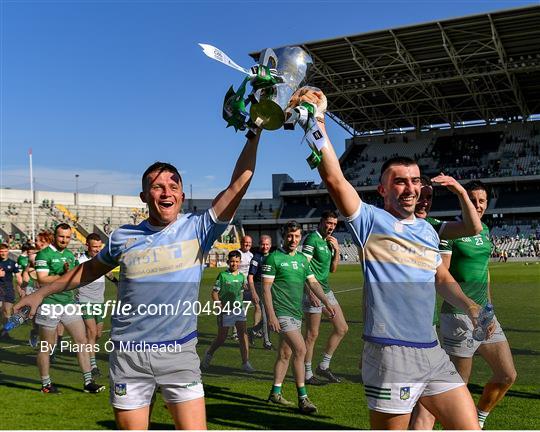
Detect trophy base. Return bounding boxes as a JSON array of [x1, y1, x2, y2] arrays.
[[250, 100, 285, 131]]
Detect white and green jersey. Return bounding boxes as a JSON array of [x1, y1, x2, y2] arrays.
[[76, 253, 105, 303], [302, 230, 333, 293], [35, 245, 78, 305], [440, 222, 492, 314], [262, 248, 314, 320], [213, 270, 246, 309]]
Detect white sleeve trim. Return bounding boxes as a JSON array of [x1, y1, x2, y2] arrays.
[[345, 202, 363, 222], [439, 250, 453, 255], [35, 269, 49, 274], [262, 275, 275, 280], [209, 206, 232, 225], [306, 274, 317, 281]]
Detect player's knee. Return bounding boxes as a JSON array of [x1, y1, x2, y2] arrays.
[[305, 329, 319, 343], [279, 349, 292, 362], [294, 345, 307, 359], [500, 368, 517, 385], [336, 322, 349, 337]]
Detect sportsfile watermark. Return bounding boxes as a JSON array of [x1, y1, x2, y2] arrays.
[[40, 300, 252, 319]]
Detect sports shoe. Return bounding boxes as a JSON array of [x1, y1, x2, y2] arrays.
[[305, 375, 325, 386], [267, 392, 293, 406], [316, 365, 341, 383], [298, 397, 318, 414], [242, 362, 255, 373], [83, 381, 105, 393], [263, 342, 273, 350], [91, 367, 102, 378], [247, 329, 255, 346], [41, 383, 60, 394], [201, 351, 212, 371]]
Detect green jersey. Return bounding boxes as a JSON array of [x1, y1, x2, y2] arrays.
[[262, 248, 313, 320], [35, 245, 78, 305], [213, 270, 246, 309], [440, 222, 492, 314], [17, 254, 29, 272], [302, 230, 333, 293]]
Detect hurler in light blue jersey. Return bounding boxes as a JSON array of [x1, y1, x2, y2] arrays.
[[346, 202, 441, 346], [97, 208, 227, 345], [288, 86, 481, 430], [14, 128, 263, 429]]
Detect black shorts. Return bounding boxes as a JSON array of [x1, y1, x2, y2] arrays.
[[0, 287, 15, 304]]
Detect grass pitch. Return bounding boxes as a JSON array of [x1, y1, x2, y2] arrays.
[[0, 262, 539, 429]]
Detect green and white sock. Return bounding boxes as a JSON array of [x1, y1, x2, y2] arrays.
[[272, 384, 282, 395], [305, 362, 313, 380], [319, 352, 332, 370], [83, 371, 93, 385], [477, 409, 490, 428], [41, 375, 51, 387], [90, 356, 97, 369], [297, 385, 308, 400]]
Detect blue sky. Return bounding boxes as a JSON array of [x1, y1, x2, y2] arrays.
[[1, 0, 535, 198]]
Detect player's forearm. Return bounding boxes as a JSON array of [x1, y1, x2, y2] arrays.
[[308, 279, 330, 307], [212, 130, 261, 221], [36, 265, 85, 299], [211, 291, 220, 303], [316, 123, 360, 217], [330, 254, 339, 273], [456, 191, 483, 236], [247, 275, 256, 293], [262, 282, 276, 317], [435, 272, 476, 312]]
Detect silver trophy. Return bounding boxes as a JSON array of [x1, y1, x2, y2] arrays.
[[199, 43, 313, 131]]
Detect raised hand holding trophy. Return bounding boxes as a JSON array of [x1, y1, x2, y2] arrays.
[[199, 43, 327, 167]]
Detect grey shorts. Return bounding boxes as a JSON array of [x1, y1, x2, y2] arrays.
[[440, 313, 507, 358], [109, 338, 204, 409], [302, 290, 339, 314], [35, 304, 82, 329], [362, 341, 464, 414], [278, 316, 302, 333]]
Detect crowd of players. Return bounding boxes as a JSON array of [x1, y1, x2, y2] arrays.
[[0, 88, 519, 430]]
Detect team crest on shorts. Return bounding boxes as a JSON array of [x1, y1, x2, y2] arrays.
[[467, 338, 474, 348], [114, 383, 127, 396], [400, 386, 411, 400]]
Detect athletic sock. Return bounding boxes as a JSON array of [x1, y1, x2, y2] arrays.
[[41, 375, 52, 387], [83, 371, 93, 385], [319, 352, 333, 370], [305, 362, 313, 380], [271, 384, 282, 394], [90, 356, 97, 369], [296, 385, 308, 400], [477, 409, 490, 428]]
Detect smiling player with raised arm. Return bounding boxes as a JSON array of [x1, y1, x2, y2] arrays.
[[15, 130, 262, 430], [288, 87, 482, 430]]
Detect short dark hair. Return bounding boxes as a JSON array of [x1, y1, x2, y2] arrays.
[[464, 180, 488, 195], [21, 242, 34, 252], [379, 156, 418, 181], [281, 220, 302, 237], [142, 162, 183, 191], [54, 223, 71, 234], [420, 175, 432, 187], [228, 250, 241, 260], [321, 210, 338, 220], [86, 233, 102, 243], [0, 243, 8, 250]]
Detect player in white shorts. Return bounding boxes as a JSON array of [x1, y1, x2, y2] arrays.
[[288, 87, 481, 429]]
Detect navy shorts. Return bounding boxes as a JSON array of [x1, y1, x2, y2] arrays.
[[0, 287, 15, 304]]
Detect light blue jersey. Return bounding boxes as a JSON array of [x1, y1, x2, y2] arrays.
[[346, 202, 441, 347], [97, 208, 228, 345]]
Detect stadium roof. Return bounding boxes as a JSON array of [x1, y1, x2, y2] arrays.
[[252, 5, 540, 135]]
